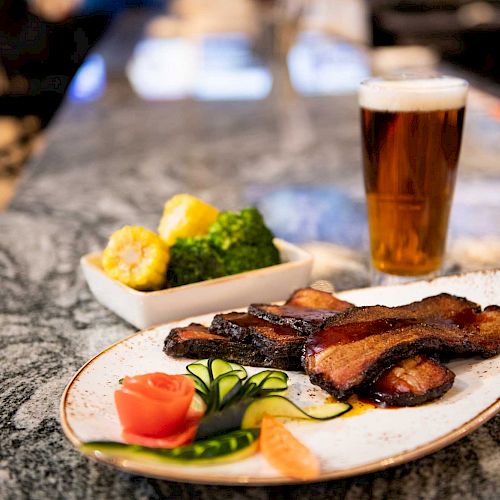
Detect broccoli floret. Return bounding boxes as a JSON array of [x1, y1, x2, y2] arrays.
[[223, 244, 280, 275], [210, 207, 280, 275], [208, 208, 275, 251], [166, 208, 281, 287], [167, 236, 225, 287]]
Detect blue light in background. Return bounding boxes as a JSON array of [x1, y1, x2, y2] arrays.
[[68, 54, 107, 102], [247, 186, 367, 249]]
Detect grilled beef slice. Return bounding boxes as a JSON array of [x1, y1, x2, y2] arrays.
[[265, 288, 460, 406], [164, 291, 498, 406], [164, 323, 301, 370], [467, 305, 500, 353], [321, 293, 481, 330], [248, 287, 354, 335], [303, 293, 482, 401], [362, 355, 456, 406], [286, 288, 354, 310], [305, 306, 500, 399], [206, 289, 354, 368], [248, 290, 471, 336], [246, 288, 461, 406], [247, 304, 339, 335], [209, 294, 458, 405], [210, 312, 303, 359]]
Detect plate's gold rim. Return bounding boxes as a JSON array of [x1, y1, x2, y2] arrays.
[[60, 324, 500, 486]]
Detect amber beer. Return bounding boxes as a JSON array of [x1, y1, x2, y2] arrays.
[[360, 76, 468, 276]]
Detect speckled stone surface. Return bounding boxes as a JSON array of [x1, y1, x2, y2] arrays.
[[1, 11, 499, 500]]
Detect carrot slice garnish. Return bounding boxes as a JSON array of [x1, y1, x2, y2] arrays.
[[260, 415, 320, 480]]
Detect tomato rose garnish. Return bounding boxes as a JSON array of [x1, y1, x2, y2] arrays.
[[114, 373, 195, 438], [122, 419, 199, 448]]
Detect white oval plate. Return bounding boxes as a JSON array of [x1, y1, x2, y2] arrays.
[[61, 270, 500, 485]]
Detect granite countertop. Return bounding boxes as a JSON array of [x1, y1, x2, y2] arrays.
[[1, 10, 499, 500]]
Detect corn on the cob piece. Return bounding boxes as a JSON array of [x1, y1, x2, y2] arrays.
[[158, 194, 219, 247], [102, 226, 169, 291]]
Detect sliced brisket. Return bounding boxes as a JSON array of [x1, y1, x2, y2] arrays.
[[254, 288, 462, 406], [248, 288, 353, 335], [305, 306, 500, 399], [321, 293, 481, 330], [362, 355, 456, 406], [286, 288, 354, 310], [163, 290, 499, 407], [164, 323, 302, 370], [210, 312, 303, 358]]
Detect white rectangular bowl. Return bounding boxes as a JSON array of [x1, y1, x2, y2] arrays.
[[81, 239, 313, 329]]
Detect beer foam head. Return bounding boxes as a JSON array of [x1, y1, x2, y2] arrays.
[[359, 76, 468, 112]]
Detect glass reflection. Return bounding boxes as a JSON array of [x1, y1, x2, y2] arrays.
[[126, 26, 369, 102], [127, 34, 272, 101], [288, 32, 369, 95], [195, 34, 272, 100]]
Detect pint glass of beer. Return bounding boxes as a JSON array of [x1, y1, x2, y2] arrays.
[[359, 75, 468, 280]]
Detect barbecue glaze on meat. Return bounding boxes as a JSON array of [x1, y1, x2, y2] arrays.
[[247, 287, 353, 334], [165, 289, 348, 372], [163, 289, 499, 407], [254, 288, 461, 405], [321, 293, 481, 330], [164, 323, 301, 370], [210, 312, 303, 359], [305, 304, 500, 399], [362, 355, 456, 407]]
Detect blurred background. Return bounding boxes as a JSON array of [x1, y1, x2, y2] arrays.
[[1, 0, 500, 208]]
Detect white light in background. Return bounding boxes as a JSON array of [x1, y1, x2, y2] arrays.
[[126, 34, 272, 101], [194, 67, 272, 100], [126, 31, 370, 101], [195, 34, 272, 101], [288, 32, 370, 95], [126, 38, 198, 100]]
